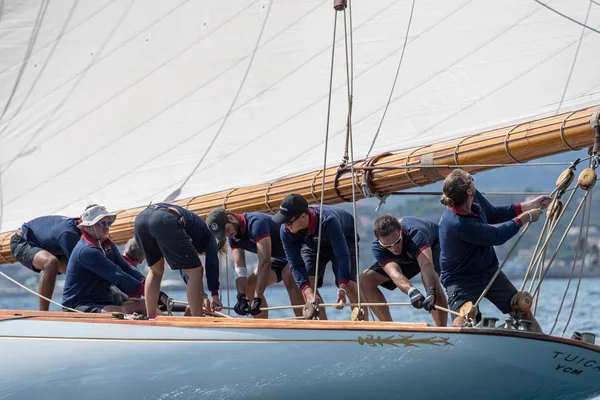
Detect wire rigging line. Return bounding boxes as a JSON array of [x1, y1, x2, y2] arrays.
[[163, 0, 273, 202], [344, 1, 363, 316], [341, 1, 354, 164], [365, 0, 417, 159], [555, 1, 592, 113], [561, 189, 593, 337], [519, 189, 562, 291], [311, 10, 339, 313], [549, 195, 588, 335], [473, 223, 531, 309], [532, 190, 591, 298], [534, 0, 600, 35], [0, 270, 83, 314]]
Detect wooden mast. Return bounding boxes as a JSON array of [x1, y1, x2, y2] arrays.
[[0, 106, 597, 265]]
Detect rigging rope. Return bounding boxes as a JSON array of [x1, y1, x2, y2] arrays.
[[225, 251, 231, 315], [561, 189, 593, 337], [365, 0, 417, 159], [336, 0, 363, 318], [311, 9, 339, 313], [185, 301, 414, 312], [532, 190, 591, 298], [526, 188, 578, 292], [473, 223, 531, 310], [549, 195, 588, 335], [388, 191, 553, 197], [357, 162, 577, 170], [0, 271, 83, 313], [341, 2, 354, 165], [347, 78, 362, 317], [519, 190, 561, 291], [555, 1, 592, 114]]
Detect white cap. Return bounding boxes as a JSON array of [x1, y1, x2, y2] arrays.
[[77, 205, 117, 228]]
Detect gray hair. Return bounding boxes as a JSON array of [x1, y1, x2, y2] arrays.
[[123, 237, 145, 263]]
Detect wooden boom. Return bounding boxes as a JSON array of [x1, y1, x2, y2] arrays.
[[1, 106, 598, 265]]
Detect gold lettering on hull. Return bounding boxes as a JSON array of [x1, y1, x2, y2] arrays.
[[358, 334, 453, 348]]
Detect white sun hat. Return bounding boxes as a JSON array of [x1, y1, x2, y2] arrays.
[[77, 205, 117, 228]]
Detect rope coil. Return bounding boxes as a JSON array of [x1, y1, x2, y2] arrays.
[[503, 124, 525, 164], [309, 171, 322, 204], [263, 183, 276, 214], [559, 111, 578, 151], [360, 152, 391, 198], [222, 188, 237, 209], [404, 145, 428, 187]]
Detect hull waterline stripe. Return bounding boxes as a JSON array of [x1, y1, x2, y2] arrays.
[[0, 336, 360, 344]]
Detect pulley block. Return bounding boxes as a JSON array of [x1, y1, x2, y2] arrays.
[[577, 168, 597, 191], [555, 168, 575, 192], [546, 198, 563, 220], [510, 291, 533, 313]]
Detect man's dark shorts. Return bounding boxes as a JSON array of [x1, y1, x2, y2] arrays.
[[271, 257, 287, 283], [9, 233, 65, 273], [134, 206, 201, 271], [369, 262, 423, 291], [368, 243, 441, 291], [300, 242, 358, 288], [445, 270, 517, 319]]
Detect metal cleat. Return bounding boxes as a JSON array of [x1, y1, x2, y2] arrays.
[[481, 317, 499, 328], [517, 320, 533, 332]]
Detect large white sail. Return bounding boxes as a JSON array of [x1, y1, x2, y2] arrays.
[[1, 0, 599, 229]]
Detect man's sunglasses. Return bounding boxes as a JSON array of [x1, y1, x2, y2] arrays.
[[98, 220, 113, 228], [284, 215, 302, 226], [378, 231, 402, 248]]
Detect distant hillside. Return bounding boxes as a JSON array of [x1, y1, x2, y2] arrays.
[[334, 148, 600, 278], [1, 148, 597, 295]]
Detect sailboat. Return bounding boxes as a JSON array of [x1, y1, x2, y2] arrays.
[[1, 0, 600, 399]]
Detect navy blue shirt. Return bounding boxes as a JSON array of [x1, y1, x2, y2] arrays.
[[439, 191, 523, 286], [228, 212, 286, 258], [62, 233, 145, 310], [280, 205, 356, 290], [21, 216, 81, 258], [372, 216, 440, 269], [156, 203, 219, 293]]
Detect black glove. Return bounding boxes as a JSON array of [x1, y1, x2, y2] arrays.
[[422, 288, 437, 312], [249, 297, 262, 316], [409, 288, 425, 309], [234, 293, 250, 316]]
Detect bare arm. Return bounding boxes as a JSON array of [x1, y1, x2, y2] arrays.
[[382, 261, 413, 295], [416, 248, 439, 291], [254, 237, 272, 299], [232, 247, 248, 294]]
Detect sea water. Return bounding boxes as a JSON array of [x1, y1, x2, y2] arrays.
[[1, 277, 598, 335]]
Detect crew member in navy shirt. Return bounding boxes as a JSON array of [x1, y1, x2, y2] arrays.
[[134, 203, 222, 318], [360, 215, 447, 326], [206, 209, 303, 318], [10, 214, 81, 310], [62, 205, 146, 314], [439, 169, 549, 330], [273, 194, 361, 320]]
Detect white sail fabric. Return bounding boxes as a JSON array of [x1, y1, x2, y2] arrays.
[[1, 0, 599, 230]]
